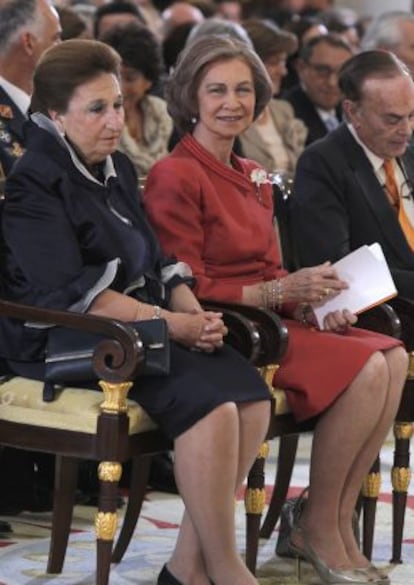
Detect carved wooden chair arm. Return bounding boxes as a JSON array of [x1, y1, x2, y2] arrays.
[[388, 297, 414, 350], [356, 302, 401, 340], [201, 300, 289, 367], [0, 299, 144, 383], [201, 303, 261, 364]]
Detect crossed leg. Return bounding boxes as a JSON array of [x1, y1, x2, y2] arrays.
[[165, 399, 271, 585]]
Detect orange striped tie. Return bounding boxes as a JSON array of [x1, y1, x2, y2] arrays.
[[383, 159, 400, 210], [383, 159, 414, 249]]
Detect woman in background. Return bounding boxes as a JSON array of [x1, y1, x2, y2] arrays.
[[240, 18, 307, 173], [102, 22, 172, 176]]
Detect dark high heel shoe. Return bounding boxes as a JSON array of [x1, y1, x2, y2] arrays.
[[157, 564, 183, 585], [157, 564, 215, 585]]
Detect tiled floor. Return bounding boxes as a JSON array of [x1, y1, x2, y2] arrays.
[[0, 433, 413, 584]]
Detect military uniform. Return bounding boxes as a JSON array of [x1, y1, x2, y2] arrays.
[[0, 86, 25, 176]]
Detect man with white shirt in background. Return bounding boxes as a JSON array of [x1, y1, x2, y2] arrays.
[[0, 0, 61, 175], [283, 34, 353, 145], [292, 50, 414, 298], [0, 0, 60, 522]]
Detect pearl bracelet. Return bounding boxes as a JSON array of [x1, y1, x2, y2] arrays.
[[260, 279, 284, 310]]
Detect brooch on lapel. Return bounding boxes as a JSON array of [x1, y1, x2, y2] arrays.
[[0, 104, 13, 119], [250, 168, 270, 204]]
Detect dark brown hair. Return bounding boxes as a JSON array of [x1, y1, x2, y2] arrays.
[[299, 32, 353, 62], [243, 18, 298, 62], [30, 39, 121, 115], [338, 49, 410, 102]]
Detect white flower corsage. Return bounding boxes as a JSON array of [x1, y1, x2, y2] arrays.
[[250, 168, 270, 203], [250, 168, 269, 187]]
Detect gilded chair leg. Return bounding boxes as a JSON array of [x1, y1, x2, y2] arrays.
[[391, 421, 413, 563], [361, 455, 381, 560], [260, 434, 299, 539], [245, 441, 269, 574], [96, 380, 132, 585], [95, 461, 122, 585]]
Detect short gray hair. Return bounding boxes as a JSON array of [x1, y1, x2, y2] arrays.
[[361, 11, 414, 51], [0, 0, 38, 53], [187, 17, 252, 47]]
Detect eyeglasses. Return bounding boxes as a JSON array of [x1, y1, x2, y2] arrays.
[[305, 62, 342, 78]]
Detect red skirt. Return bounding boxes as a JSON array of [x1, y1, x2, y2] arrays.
[[273, 319, 402, 422]]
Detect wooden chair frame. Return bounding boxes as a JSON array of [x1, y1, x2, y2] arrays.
[[0, 298, 278, 583], [0, 299, 173, 585]]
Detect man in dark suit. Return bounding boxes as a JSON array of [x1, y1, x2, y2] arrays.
[[0, 0, 61, 522], [0, 0, 61, 175], [292, 50, 414, 298], [0, 88, 26, 175], [284, 34, 353, 145]]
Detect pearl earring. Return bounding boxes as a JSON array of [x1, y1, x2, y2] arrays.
[[191, 116, 197, 124]]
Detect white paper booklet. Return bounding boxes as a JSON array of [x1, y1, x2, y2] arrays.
[[311, 243, 397, 329]]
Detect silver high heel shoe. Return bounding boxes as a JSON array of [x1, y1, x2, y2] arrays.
[[287, 526, 374, 585], [355, 564, 390, 585]]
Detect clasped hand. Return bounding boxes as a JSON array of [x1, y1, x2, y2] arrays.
[[168, 310, 228, 352]]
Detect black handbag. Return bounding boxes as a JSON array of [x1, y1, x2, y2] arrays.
[[43, 319, 170, 401]]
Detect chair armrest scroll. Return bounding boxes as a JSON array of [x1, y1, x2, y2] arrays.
[[356, 303, 401, 340], [0, 299, 144, 382], [201, 304, 261, 363], [201, 300, 288, 367], [388, 297, 414, 350]]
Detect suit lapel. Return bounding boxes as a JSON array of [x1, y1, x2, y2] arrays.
[[338, 125, 414, 263], [298, 91, 327, 141]]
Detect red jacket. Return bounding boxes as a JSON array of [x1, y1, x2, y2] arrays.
[[144, 133, 286, 303]]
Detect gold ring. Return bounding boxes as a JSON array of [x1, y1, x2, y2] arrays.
[[324, 288, 331, 296]]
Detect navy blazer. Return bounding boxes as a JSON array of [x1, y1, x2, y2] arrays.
[[0, 120, 187, 361], [0, 86, 26, 175], [292, 123, 414, 298], [284, 84, 342, 146]]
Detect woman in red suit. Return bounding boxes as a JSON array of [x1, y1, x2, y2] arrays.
[[144, 35, 408, 585]]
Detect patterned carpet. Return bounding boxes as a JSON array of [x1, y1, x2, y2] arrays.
[[0, 435, 413, 585]]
